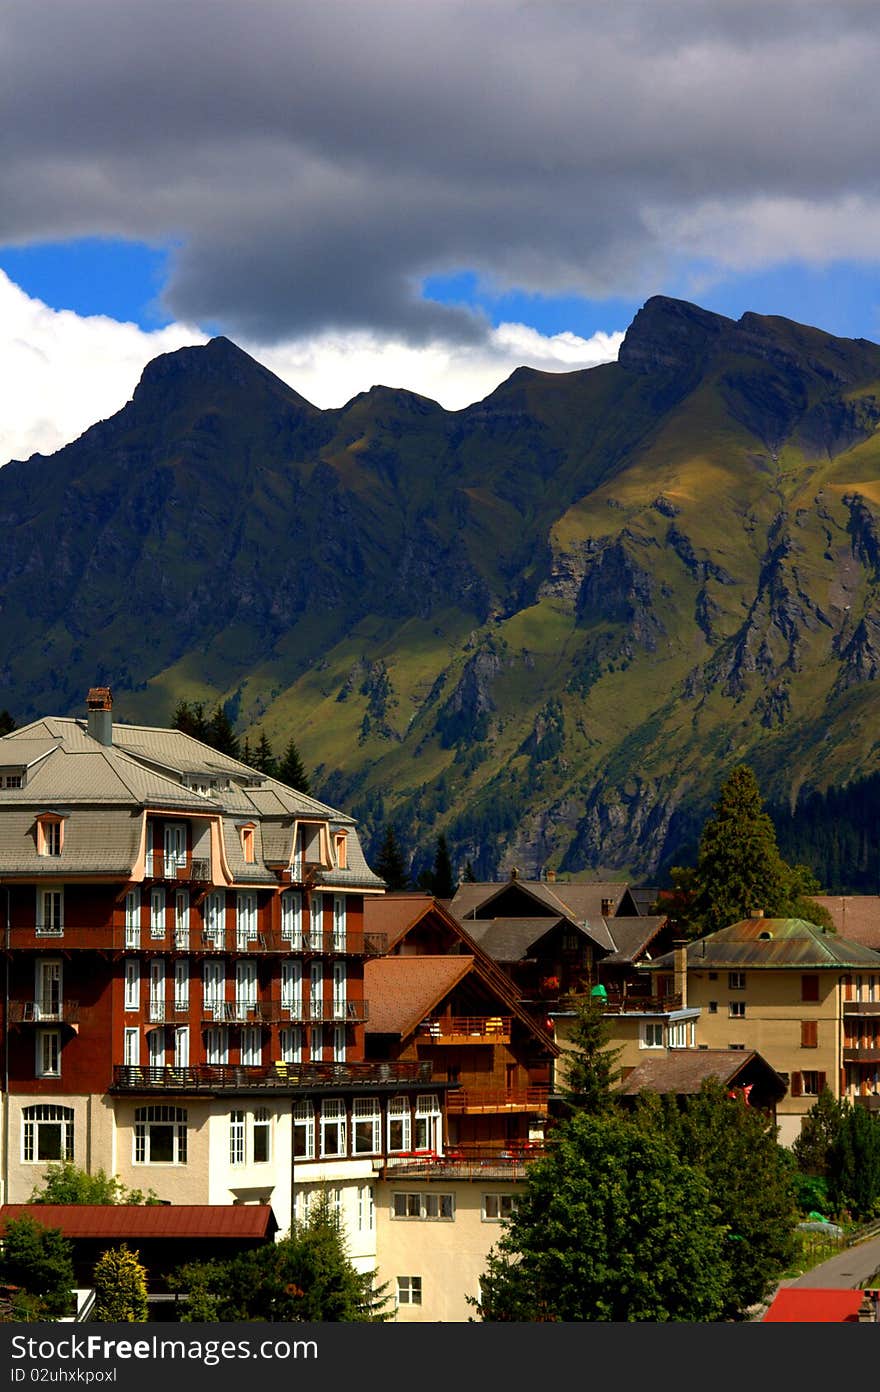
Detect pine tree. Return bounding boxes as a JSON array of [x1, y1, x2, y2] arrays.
[[206, 704, 239, 758], [93, 1244, 149, 1321], [172, 700, 207, 741], [251, 732, 277, 776], [277, 738, 310, 794], [559, 994, 622, 1115], [432, 833, 455, 899], [0, 710, 15, 736], [463, 860, 477, 883], [375, 826, 408, 891]]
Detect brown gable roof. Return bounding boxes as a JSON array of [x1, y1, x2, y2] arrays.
[[616, 1049, 785, 1098], [811, 896, 880, 950], [364, 956, 473, 1037], [363, 893, 445, 950], [0, 1204, 276, 1239]]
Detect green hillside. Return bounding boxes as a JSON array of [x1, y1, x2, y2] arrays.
[[4, 297, 880, 879]]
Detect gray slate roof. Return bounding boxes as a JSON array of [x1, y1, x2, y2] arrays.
[[652, 918, 880, 971]]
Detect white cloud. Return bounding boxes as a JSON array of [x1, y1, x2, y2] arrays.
[[0, 271, 623, 464]]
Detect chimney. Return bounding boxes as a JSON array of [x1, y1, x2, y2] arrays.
[[751, 908, 764, 919], [86, 687, 113, 747], [510, 867, 519, 881], [673, 939, 688, 1009], [546, 869, 556, 883], [601, 897, 615, 917]]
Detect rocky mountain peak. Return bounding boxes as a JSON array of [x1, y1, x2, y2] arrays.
[[618, 296, 734, 376]]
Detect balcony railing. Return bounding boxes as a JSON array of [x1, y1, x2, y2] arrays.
[[445, 1087, 550, 1114], [201, 998, 369, 1024], [843, 1047, 880, 1063], [148, 1002, 189, 1024], [560, 992, 684, 1015], [844, 1001, 880, 1016], [144, 851, 210, 881], [9, 1000, 80, 1024], [111, 1059, 433, 1092], [417, 1016, 512, 1043]]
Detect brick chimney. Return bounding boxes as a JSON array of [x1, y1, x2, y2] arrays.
[[86, 687, 113, 747], [673, 939, 688, 1009], [601, 897, 615, 917], [546, 869, 556, 883]]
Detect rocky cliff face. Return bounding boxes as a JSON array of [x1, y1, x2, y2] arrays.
[[5, 298, 880, 879]]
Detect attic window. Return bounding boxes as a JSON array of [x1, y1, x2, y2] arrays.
[[36, 815, 64, 857], [758, 930, 773, 940], [334, 833, 348, 870], [240, 824, 256, 865], [2, 772, 23, 789]]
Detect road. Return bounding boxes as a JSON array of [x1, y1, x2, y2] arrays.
[[789, 1234, 880, 1289]]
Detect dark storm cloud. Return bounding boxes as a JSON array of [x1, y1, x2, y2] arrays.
[[2, 0, 879, 342]]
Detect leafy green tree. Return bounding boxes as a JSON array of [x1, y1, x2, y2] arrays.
[[634, 1080, 798, 1317], [791, 1088, 847, 1178], [0, 1216, 75, 1318], [277, 738, 311, 794], [431, 833, 455, 898], [29, 1162, 158, 1206], [559, 994, 621, 1115], [670, 765, 832, 937], [474, 1111, 730, 1321], [171, 1194, 389, 1322], [828, 1103, 880, 1219], [93, 1245, 149, 1322], [375, 826, 408, 891]]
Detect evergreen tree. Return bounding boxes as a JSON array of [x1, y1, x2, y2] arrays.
[[277, 738, 311, 794], [463, 860, 477, 883], [252, 732, 277, 776], [0, 710, 15, 736], [205, 704, 240, 759], [669, 765, 832, 937], [0, 1216, 75, 1318], [431, 833, 455, 898], [171, 700, 207, 741], [375, 826, 408, 891], [240, 736, 253, 767], [474, 1111, 729, 1322], [93, 1245, 149, 1322], [791, 1088, 847, 1178], [559, 994, 622, 1115]]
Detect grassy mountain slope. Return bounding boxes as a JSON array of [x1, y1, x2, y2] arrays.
[[4, 298, 880, 879]]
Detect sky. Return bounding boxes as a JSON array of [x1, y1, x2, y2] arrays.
[[3, 0, 880, 464]]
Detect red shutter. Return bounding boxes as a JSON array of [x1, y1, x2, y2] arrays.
[[791, 1071, 803, 1097], [801, 1020, 818, 1048]]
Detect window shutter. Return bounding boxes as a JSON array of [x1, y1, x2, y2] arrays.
[[791, 1071, 803, 1097], [817, 1071, 827, 1093], [801, 974, 820, 1003], [801, 1020, 818, 1048]]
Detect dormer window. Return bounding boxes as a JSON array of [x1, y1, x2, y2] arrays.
[[334, 832, 348, 869], [2, 772, 23, 789], [240, 824, 256, 865], [36, 815, 64, 857]]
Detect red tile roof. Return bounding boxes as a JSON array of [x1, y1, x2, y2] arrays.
[[811, 897, 880, 949], [364, 893, 440, 949], [0, 1205, 276, 1240], [762, 1289, 870, 1322], [364, 956, 472, 1037]]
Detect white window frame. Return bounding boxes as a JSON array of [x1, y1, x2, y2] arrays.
[[310, 1024, 324, 1060], [124, 1026, 140, 1066], [148, 1027, 165, 1068], [641, 1021, 664, 1049], [36, 887, 64, 937], [332, 962, 347, 1019], [253, 1107, 271, 1164], [149, 958, 166, 1022], [281, 960, 303, 1017], [174, 958, 189, 1010], [333, 1023, 346, 1063], [35, 958, 62, 1019], [293, 1100, 315, 1159], [280, 1025, 303, 1064], [352, 1097, 381, 1155], [164, 822, 187, 876], [124, 957, 140, 1012], [22, 1104, 74, 1163], [668, 1019, 695, 1049], [482, 1193, 519, 1221], [235, 959, 257, 1019], [281, 890, 302, 948], [150, 887, 166, 940], [35, 1028, 61, 1078], [133, 1105, 187, 1165], [203, 959, 225, 1016], [174, 890, 190, 949], [728, 1001, 746, 1019], [357, 1184, 374, 1232], [241, 1025, 262, 1067], [728, 972, 746, 991], [414, 1094, 441, 1153], [205, 1026, 229, 1065], [204, 891, 226, 948], [174, 1025, 189, 1068], [310, 961, 323, 1021], [309, 892, 323, 947], [388, 1098, 412, 1153], [333, 894, 346, 951], [236, 891, 257, 950], [320, 1098, 347, 1158], [229, 1110, 246, 1166], [391, 1192, 454, 1220], [396, 1277, 422, 1307], [124, 889, 140, 948]]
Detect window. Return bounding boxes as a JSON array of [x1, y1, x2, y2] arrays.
[[728, 972, 746, 990], [164, 823, 186, 875], [667, 1019, 694, 1049], [353, 1097, 381, 1155], [333, 1024, 346, 1063], [641, 1022, 664, 1049], [392, 1192, 453, 1220], [236, 892, 257, 949], [240, 824, 256, 864], [357, 1185, 374, 1232], [281, 960, 302, 1017], [280, 1026, 303, 1064], [148, 1028, 165, 1068], [150, 959, 166, 1022], [320, 1098, 347, 1157], [134, 1105, 187, 1164], [36, 1029, 61, 1077], [802, 974, 820, 1003], [175, 890, 190, 949], [253, 1108, 271, 1164], [333, 895, 346, 950], [124, 958, 140, 1011], [293, 1100, 315, 1159], [241, 1026, 262, 1067], [482, 1193, 519, 1221], [235, 959, 257, 1019], [230, 1110, 245, 1166], [22, 1104, 74, 1163], [203, 960, 225, 1016], [414, 1094, 441, 1152], [36, 959, 62, 1018], [388, 1098, 411, 1153], [708, 1001, 718, 1014], [281, 890, 302, 948], [310, 962, 323, 1020], [150, 887, 166, 940], [174, 1026, 189, 1068], [36, 888, 63, 937], [393, 1192, 422, 1219], [310, 892, 323, 945], [37, 816, 63, 857], [801, 1020, 819, 1049], [205, 1027, 228, 1065], [728, 1001, 746, 1019], [174, 959, 189, 1010], [204, 891, 226, 948], [4, 773, 22, 788], [335, 833, 348, 869], [124, 1027, 140, 1066], [310, 1025, 324, 1060], [396, 1277, 422, 1307], [800, 1071, 825, 1096], [124, 889, 140, 948], [332, 962, 347, 1019]]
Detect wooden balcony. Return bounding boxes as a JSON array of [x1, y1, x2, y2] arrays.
[[9, 1000, 80, 1024], [843, 1047, 880, 1063], [111, 1059, 433, 1093], [418, 1016, 512, 1044], [559, 992, 683, 1015], [844, 1001, 880, 1016], [445, 1086, 550, 1115]]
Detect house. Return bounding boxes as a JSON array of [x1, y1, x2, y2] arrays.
[[615, 1047, 787, 1117], [0, 688, 451, 1274], [648, 916, 880, 1144]]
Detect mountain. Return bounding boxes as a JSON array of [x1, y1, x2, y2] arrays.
[[5, 298, 880, 881]]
